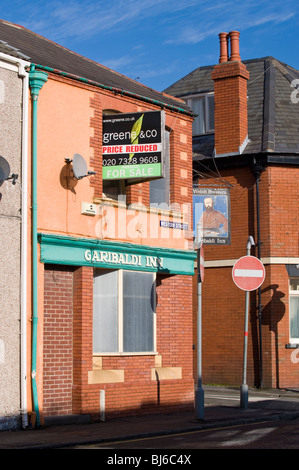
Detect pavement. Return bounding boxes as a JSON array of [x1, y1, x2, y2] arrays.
[[1, 385, 299, 449]]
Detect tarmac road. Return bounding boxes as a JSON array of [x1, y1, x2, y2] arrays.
[[73, 416, 299, 449], [0, 385, 299, 449]]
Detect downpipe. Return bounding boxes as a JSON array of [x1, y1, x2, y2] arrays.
[[19, 61, 29, 430], [0, 52, 31, 429], [252, 161, 265, 389], [29, 65, 47, 427]]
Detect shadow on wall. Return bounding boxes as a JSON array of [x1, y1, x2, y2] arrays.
[[60, 163, 78, 194], [261, 284, 286, 388]]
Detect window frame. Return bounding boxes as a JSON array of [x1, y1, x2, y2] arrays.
[[289, 277, 299, 343], [93, 269, 157, 355], [102, 109, 127, 203], [183, 92, 214, 136], [149, 127, 170, 207]]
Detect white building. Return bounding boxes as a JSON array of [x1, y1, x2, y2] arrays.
[[0, 44, 30, 430]]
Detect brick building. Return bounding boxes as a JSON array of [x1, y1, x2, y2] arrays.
[[165, 32, 299, 390], [0, 19, 196, 428]]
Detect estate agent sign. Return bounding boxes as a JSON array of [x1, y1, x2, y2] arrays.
[[102, 111, 164, 181]]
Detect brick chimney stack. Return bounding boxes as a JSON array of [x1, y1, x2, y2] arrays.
[[211, 31, 249, 156]]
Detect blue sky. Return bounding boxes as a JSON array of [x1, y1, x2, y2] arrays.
[[1, 0, 299, 91]]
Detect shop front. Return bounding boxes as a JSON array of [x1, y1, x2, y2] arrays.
[[39, 233, 196, 421]]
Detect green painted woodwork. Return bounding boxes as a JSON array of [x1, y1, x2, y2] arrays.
[[38, 233, 196, 275]]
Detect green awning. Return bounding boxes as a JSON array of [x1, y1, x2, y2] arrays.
[[38, 233, 196, 275]]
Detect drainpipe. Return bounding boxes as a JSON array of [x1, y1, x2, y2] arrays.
[[19, 61, 30, 430], [252, 160, 265, 389], [0, 52, 31, 429], [29, 64, 48, 427]]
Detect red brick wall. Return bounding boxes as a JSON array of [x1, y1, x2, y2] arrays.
[[211, 61, 249, 155], [169, 124, 193, 207], [72, 268, 194, 419], [195, 164, 299, 389], [156, 274, 194, 382], [43, 266, 74, 416], [258, 166, 299, 388], [72, 266, 94, 415], [199, 266, 260, 386], [267, 166, 299, 257]]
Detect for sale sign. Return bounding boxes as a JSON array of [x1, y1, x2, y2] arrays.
[[102, 111, 165, 181]]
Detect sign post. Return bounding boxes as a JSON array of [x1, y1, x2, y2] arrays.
[[232, 237, 265, 409], [195, 224, 204, 419]]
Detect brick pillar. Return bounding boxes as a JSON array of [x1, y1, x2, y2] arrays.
[[72, 266, 94, 414], [126, 181, 149, 206], [90, 93, 103, 198], [211, 31, 249, 156], [43, 266, 74, 416]]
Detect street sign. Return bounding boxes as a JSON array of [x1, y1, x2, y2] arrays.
[[232, 255, 265, 291]]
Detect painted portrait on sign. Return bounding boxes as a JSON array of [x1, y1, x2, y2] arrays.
[[193, 187, 231, 245]]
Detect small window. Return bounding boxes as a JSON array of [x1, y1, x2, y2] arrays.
[[289, 278, 299, 342], [102, 109, 126, 203], [93, 269, 156, 354], [184, 93, 214, 136], [102, 179, 126, 203]]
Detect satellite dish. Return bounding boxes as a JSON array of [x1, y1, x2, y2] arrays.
[[65, 154, 96, 180], [0, 156, 10, 184], [72, 153, 88, 180]]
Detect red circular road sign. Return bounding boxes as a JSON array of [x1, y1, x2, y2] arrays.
[[232, 255, 265, 291]]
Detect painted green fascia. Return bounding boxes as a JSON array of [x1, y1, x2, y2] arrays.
[[38, 233, 196, 275], [31, 63, 195, 118]]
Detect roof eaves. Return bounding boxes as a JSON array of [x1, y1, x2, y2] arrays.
[[272, 58, 299, 84], [0, 39, 31, 61], [33, 62, 195, 118]]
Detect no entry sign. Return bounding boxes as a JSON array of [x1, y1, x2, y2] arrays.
[[232, 255, 265, 291]]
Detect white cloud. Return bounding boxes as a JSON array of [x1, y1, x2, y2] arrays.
[[102, 55, 134, 70], [19, 0, 200, 41], [248, 12, 295, 28], [2, 0, 298, 90], [4, 0, 297, 47], [163, 1, 298, 46]]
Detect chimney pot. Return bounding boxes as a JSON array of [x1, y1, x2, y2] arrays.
[[229, 31, 241, 62], [218, 32, 229, 63]]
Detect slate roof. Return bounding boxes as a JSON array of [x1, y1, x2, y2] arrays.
[[0, 19, 193, 116], [164, 57, 299, 159]]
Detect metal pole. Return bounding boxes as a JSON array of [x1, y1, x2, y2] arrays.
[[195, 224, 204, 419], [240, 290, 249, 409], [240, 236, 255, 409]]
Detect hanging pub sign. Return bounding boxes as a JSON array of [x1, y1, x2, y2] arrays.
[[102, 111, 165, 181], [193, 187, 231, 245]]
